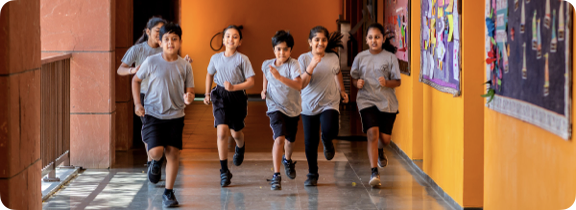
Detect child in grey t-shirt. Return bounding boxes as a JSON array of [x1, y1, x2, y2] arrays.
[[261, 30, 302, 190], [350, 23, 402, 188], [203, 25, 255, 187], [132, 23, 194, 208], [299, 26, 349, 186]]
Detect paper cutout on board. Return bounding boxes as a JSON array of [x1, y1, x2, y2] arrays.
[[559, 1, 565, 41], [544, 53, 549, 96], [521, 0, 526, 33], [522, 43, 527, 79], [551, 10, 558, 53], [446, 0, 454, 12], [532, 11, 538, 50], [448, 15, 454, 41], [453, 40, 460, 81], [544, 0, 551, 28], [537, 19, 542, 59], [429, 53, 435, 78]]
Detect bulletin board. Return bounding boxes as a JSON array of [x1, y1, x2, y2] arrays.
[[420, 0, 462, 96], [485, 0, 573, 139], [385, 0, 411, 75]]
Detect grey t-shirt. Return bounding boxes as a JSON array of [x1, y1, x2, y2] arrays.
[[136, 53, 194, 120], [262, 58, 302, 117], [121, 42, 163, 93], [207, 52, 255, 87], [299, 52, 341, 116], [350, 50, 401, 113]]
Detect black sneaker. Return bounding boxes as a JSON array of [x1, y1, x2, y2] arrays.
[[162, 190, 179, 207], [220, 169, 233, 187], [322, 140, 335, 160], [378, 149, 388, 168], [233, 145, 245, 166], [267, 174, 282, 190], [147, 159, 162, 184], [282, 155, 297, 179], [304, 173, 319, 186], [369, 171, 381, 188]]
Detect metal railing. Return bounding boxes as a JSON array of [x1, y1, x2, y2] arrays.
[[40, 53, 72, 182]]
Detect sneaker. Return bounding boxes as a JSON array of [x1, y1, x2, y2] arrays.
[[162, 190, 179, 207], [378, 149, 388, 168], [282, 155, 297, 179], [233, 145, 245, 166], [267, 174, 282, 190], [220, 169, 233, 187], [322, 140, 335, 160], [147, 159, 162, 184], [369, 171, 381, 188], [304, 173, 319, 186]]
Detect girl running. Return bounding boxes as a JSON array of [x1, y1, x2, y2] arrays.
[[204, 25, 255, 187], [299, 26, 348, 186], [261, 30, 302, 190], [350, 23, 401, 188]]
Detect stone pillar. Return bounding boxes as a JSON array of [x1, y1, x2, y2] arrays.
[[115, 0, 133, 151], [0, 0, 42, 209], [41, 0, 116, 168]]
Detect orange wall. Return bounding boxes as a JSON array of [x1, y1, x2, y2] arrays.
[[180, 0, 341, 95], [483, 8, 576, 210]]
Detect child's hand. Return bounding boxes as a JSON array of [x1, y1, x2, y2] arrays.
[[183, 92, 194, 105], [184, 55, 193, 63], [224, 81, 235, 91], [131, 65, 141, 75], [357, 79, 365, 89], [203, 95, 211, 105], [135, 104, 145, 117], [340, 91, 349, 103], [378, 77, 387, 87], [311, 56, 322, 66], [261, 90, 266, 99], [269, 65, 281, 80]]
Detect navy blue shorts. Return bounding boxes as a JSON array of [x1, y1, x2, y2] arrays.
[[210, 85, 248, 131], [359, 106, 398, 135], [267, 111, 300, 142], [141, 115, 184, 150]]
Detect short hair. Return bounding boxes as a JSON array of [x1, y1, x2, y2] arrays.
[[271, 30, 294, 49], [159, 22, 182, 40]]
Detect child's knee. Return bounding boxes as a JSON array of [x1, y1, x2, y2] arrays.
[[274, 137, 285, 146], [148, 147, 164, 160], [367, 128, 379, 142], [230, 130, 243, 139], [165, 146, 181, 158]]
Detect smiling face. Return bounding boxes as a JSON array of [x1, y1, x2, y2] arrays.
[[160, 32, 181, 55], [308, 32, 328, 54], [223, 28, 242, 51], [273, 42, 292, 64], [366, 27, 384, 52], [147, 23, 164, 46]]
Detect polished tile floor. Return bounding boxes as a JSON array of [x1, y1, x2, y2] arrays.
[[43, 102, 454, 210]]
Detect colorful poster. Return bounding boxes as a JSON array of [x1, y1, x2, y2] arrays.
[[419, 0, 461, 96], [485, 0, 573, 139], [385, 0, 411, 75]]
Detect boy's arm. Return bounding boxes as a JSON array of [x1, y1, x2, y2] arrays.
[[269, 65, 302, 91], [132, 76, 145, 116], [226, 77, 254, 91], [117, 63, 139, 75], [335, 72, 349, 103], [184, 88, 195, 105], [261, 76, 268, 99], [204, 74, 214, 105]]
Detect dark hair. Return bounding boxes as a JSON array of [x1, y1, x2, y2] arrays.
[[308, 26, 343, 54], [366, 23, 397, 54], [159, 22, 183, 40], [135, 17, 167, 44], [271, 30, 294, 49], [223, 25, 244, 40]]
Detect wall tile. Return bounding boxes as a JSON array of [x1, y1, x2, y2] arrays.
[[70, 114, 112, 168], [69, 52, 114, 113]]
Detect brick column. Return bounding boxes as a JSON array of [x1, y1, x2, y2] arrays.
[[0, 0, 42, 209], [41, 0, 116, 168], [115, 0, 134, 151]]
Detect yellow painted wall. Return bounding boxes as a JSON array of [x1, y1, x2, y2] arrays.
[[483, 8, 576, 210], [180, 0, 340, 95]]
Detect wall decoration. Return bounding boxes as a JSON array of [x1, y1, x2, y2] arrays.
[[420, 0, 461, 96], [386, 0, 411, 75], [485, 0, 573, 139]]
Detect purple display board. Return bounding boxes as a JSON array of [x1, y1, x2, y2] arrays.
[[420, 0, 461, 96], [385, 0, 411, 75], [485, 0, 572, 139]]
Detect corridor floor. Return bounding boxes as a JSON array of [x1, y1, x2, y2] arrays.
[[42, 101, 455, 210]]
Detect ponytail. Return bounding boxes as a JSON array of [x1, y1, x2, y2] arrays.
[[135, 17, 167, 44]]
